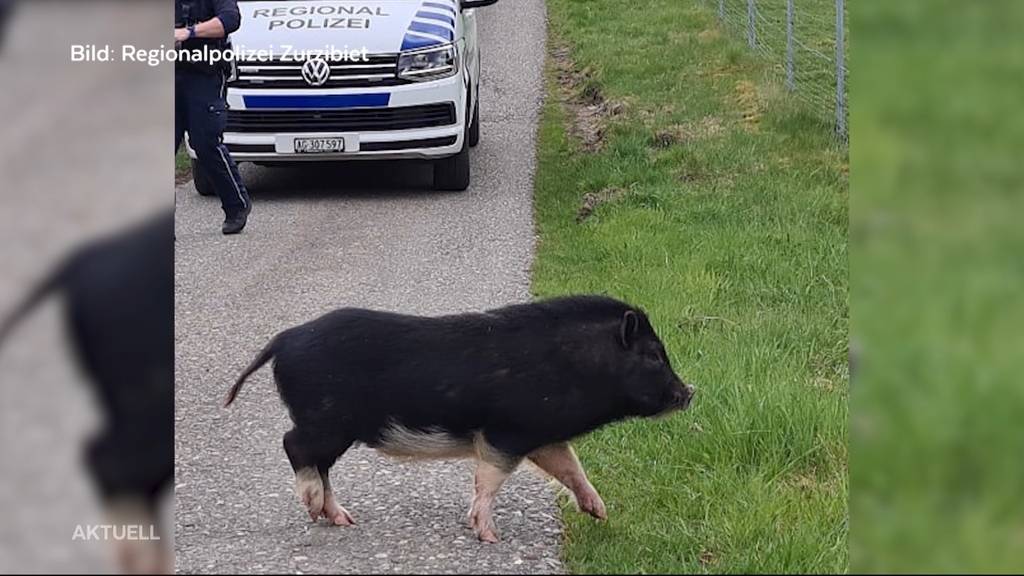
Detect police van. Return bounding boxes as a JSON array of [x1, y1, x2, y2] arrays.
[[188, 0, 499, 193]]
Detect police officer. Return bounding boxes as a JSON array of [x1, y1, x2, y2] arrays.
[[175, 0, 252, 235]]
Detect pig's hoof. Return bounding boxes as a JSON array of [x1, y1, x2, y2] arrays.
[[468, 509, 500, 542], [578, 492, 607, 521], [477, 528, 500, 543], [325, 503, 355, 526]]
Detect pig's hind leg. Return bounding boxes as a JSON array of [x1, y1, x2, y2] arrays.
[[468, 438, 522, 543], [468, 460, 517, 543], [319, 468, 356, 526], [528, 442, 607, 521], [284, 428, 354, 524], [284, 430, 324, 521]]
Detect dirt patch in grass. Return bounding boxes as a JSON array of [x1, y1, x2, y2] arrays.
[[698, 28, 721, 44], [551, 42, 627, 153], [699, 548, 718, 568], [734, 80, 763, 131], [678, 313, 737, 334], [809, 352, 848, 393], [784, 468, 841, 496], [678, 167, 709, 184], [652, 116, 726, 148], [577, 186, 628, 223], [789, 473, 822, 493]]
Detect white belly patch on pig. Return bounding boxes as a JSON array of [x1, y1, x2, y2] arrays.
[[374, 423, 476, 460]]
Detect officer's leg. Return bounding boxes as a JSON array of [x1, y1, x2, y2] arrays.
[[185, 71, 250, 217]]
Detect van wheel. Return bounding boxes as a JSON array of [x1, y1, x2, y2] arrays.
[[468, 90, 481, 148], [191, 159, 216, 197], [434, 93, 473, 191], [433, 145, 470, 191]]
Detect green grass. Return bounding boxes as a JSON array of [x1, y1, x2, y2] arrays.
[[176, 148, 192, 183], [531, 1, 848, 573], [850, 2, 1024, 572]]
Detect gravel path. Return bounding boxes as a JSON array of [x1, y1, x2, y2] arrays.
[[173, 1, 561, 573]]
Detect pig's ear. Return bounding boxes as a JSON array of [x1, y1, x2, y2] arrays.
[[619, 310, 639, 350]]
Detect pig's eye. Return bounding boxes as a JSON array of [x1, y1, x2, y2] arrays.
[[645, 350, 663, 363]]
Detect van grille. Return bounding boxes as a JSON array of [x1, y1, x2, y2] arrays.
[[225, 103, 457, 133], [231, 54, 402, 89]]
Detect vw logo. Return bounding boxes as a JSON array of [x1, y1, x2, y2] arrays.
[[301, 58, 331, 87]]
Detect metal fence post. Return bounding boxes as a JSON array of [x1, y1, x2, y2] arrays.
[[785, 0, 795, 91], [719, 0, 725, 20], [747, 0, 756, 48], [835, 0, 846, 140]]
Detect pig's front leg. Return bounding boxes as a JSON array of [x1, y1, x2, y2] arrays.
[[529, 443, 607, 521], [467, 458, 519, 543]]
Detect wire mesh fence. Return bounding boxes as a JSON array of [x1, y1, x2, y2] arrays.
[[705, 0, 848, 142]]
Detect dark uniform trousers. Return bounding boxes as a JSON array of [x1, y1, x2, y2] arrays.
[[175, 66, 250, 217]]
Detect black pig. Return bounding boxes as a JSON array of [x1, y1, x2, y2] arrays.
[[225, 295, 695, 542], [0, 210, 173, 572]]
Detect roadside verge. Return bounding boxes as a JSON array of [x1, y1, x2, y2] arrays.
[[531, 1, 849, 572]]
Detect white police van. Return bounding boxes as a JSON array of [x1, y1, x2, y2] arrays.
[[189, 0, 498, 193]]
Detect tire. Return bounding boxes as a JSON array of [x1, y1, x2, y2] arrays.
[[468, 86, 481, 148], [433, 93, 473, 191], [433, 144, 470, 191], [191, 159, 217, 197]]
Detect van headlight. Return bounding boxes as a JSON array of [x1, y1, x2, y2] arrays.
[[397, 43, 459, 82]]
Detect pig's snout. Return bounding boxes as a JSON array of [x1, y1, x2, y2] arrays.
[[672, 384, 696, 410]]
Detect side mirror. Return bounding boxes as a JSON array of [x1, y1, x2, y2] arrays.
[[461, 0, 499, 8]]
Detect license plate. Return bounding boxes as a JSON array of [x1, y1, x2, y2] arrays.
[[294, 137, 345, 154]]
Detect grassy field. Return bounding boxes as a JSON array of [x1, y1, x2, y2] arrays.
[[715, 0, 846, 127], [531, 1, 848, 573], [850, 2, 1024, 572]]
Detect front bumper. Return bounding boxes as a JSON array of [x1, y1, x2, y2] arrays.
[[216, 73, 467, 162], [222, 126, 463, 162]]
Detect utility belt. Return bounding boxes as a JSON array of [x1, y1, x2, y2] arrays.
[[175, 37, 233, 76]]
